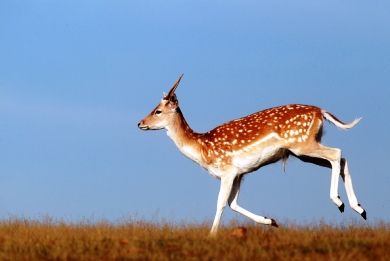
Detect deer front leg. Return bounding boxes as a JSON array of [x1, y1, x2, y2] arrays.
[[228, 175, 278, 227], [209, 175, 235, 236]]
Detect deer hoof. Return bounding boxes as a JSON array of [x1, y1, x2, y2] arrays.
[[338, 203, 345, 213], [271, 219, 279, 228], [361, 210, 367, 220]]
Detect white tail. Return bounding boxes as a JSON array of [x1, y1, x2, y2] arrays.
[[138, 75, 366, 236], [322, 110, 362, 130]]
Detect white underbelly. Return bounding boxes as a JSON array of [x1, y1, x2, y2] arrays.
[[233, 145, 283, 174]]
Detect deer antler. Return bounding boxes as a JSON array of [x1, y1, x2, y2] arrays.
[[164, 74, 183, 101]]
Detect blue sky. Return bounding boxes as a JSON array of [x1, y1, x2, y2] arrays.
[[1, 1, 389, 225]]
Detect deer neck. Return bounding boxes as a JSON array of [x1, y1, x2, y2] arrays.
[[165, 108, 202, 163]]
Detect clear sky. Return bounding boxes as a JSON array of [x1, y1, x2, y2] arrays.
[[1, 1, 389, 226]]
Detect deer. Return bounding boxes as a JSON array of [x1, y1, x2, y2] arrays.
[[138, 75, 366, 236]]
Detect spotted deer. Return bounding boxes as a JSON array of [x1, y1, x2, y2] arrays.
[[138, 75, 366, 236]]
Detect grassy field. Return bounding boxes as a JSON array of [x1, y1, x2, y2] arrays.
[[0, 216, 388, 261]]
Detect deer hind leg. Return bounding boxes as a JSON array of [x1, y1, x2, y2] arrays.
[[228, 175, 278, 228], [296, 152, 366, 219], [340, 159, 366, 219], [292, 144, 344, 211]]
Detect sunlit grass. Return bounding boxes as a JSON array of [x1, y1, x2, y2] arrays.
[[0, 215, 389, 260]]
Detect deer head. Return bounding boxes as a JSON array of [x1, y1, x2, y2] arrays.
[[138, 74, 183, 130]]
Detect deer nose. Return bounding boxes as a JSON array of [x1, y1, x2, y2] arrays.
[[138, 121, 148, 130]]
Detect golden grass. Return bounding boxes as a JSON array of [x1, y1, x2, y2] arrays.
[[0, 216, 389, 261]]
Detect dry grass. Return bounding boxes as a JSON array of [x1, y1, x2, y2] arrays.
[[0, 216, 389, 261]]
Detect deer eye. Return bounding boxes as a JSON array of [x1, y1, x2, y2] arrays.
[[155, 110, 162, 115]]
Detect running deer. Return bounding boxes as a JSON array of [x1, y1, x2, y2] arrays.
[[138, 75, 366, 236]]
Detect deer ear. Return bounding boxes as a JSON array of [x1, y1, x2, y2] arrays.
[[163, 92, 167, 98], [168, 93, 179, 109]]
